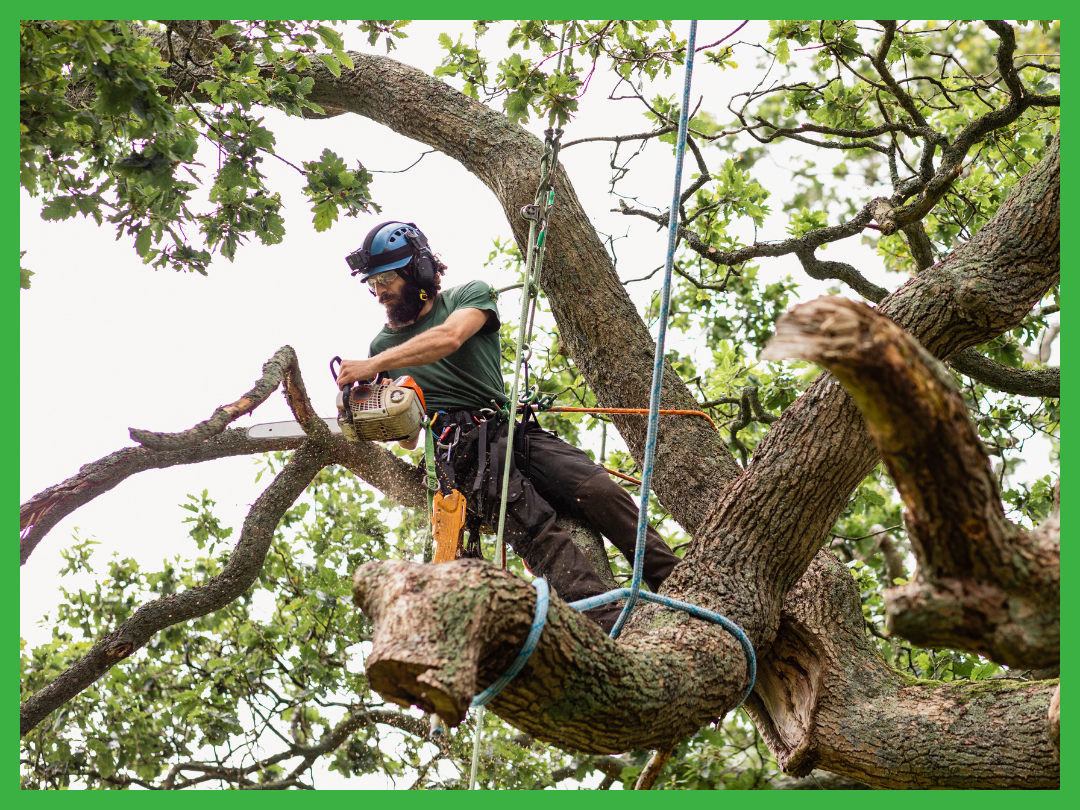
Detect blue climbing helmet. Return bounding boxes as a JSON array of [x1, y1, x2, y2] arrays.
[[345, 221, 439, 289]]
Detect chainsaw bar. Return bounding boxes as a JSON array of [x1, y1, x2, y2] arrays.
[[245, 418, 342, 440]]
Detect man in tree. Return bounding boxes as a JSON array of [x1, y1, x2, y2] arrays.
[[335, 220, 680, 631]]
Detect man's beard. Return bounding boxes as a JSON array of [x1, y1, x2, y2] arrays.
[[382, 278, 426, 329]]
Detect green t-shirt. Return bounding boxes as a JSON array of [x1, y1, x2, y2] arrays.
[[369, 281, 508, 415]]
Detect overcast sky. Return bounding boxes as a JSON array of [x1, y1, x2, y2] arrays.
[[18, 20, 1058, 788]]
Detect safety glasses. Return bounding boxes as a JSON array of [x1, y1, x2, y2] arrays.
[[365, 270, 398, 290]]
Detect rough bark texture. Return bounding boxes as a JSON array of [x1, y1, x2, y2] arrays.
[[676, 136, 1058, 648], [743, 552, 1059, 788], [352, 559, 748, 753], [950, 347, 1060, 399], [763, 297, 1059, 667]]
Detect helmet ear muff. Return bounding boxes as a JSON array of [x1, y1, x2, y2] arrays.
[[402, 224, 438, 291]]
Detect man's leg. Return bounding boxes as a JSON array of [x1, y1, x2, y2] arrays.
[[570, 472, 680, 591], [516, 425, 681, 592], [499, 480, 623, 633]]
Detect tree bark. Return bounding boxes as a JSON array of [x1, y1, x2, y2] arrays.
[[352, 559, 749, 753], [743, 552, 1059, 789]]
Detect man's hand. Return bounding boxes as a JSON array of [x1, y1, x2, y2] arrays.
[[336, 359, 381, 387]]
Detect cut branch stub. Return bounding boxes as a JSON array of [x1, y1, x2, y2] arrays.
[[762, 296, 1059, 668], [352, 559, 749, 754]]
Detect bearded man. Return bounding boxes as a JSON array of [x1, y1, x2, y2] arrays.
[[337, 221, 679, 631]]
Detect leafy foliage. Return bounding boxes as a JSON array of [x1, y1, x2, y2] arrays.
[[20, 20, 376, 278]]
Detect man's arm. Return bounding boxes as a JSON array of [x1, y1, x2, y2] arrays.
[[335, 307, 493, 387]]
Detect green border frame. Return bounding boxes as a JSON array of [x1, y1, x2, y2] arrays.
[[11, 10, 1070, 801]]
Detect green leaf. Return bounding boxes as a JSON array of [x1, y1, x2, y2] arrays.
[[134, 227, 152, 258], [212, 22, 243, 39], [317, 53, 342, 78]]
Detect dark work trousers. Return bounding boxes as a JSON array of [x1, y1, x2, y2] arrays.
[[453, 418, 680, 633]]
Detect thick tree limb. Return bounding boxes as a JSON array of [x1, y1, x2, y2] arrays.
[[674, 135, 1057, 649], [950, 346, 1059, 398], [351, 559, 750, 754], [20, 439, 330, 737], [743, 551, 1059, 788], [762, 296, 1059, 667], [19, 429, 303, 565], [1048, 684, 1060, 761]]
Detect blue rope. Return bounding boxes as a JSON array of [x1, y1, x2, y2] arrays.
[[470, 577, 549, 708], [588, 20, 756, 705], [609, 20, 699, 640], [569, 590, 756, 709]]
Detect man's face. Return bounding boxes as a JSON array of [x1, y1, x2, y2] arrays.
[[369, 270, 423, 328]]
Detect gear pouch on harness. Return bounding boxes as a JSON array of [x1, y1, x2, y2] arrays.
[[434, 415, 552, 559]]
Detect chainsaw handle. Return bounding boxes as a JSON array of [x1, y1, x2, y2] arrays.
[[330, 356, 347, 390], [330, 356, 382, 390]]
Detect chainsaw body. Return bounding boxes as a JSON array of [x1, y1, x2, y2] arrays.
[[336, 376, 426, 442]]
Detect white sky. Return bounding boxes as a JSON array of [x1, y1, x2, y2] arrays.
[[18, 20, 1057, 789]]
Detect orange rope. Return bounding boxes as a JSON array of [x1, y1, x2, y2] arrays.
[[604, 466, 642, 485], [540, 406, 719, 432]]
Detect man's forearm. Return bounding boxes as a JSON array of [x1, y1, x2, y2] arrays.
[[370, 326, 463, 373], [336, 307, 490, 388], [337, 327, 461, 386]]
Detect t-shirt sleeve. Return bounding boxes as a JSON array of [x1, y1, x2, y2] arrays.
[[450, 280, 501, 334]]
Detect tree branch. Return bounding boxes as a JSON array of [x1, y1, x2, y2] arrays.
[[129, 346, 324, 451], [949, 347, 1059, 398], [762, 296, 1058, 667], [676, 134, 1057, 648], [351, 559, 751, 753], [20, 429, 303, 565], [20, 439, 331, 737], [744, 551, 1059, 788]]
